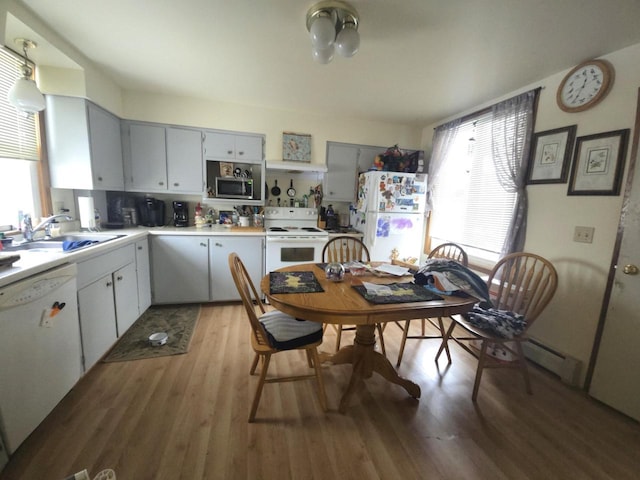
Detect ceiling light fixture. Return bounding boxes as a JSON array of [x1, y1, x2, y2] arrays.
[[306, 0, 360, 64], [7, 38, 45, 114]]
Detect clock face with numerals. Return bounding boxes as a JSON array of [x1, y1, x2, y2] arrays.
[[557, 60, 614, 113]]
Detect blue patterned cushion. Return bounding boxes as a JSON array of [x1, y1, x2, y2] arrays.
[[259, 310, 323, 350]]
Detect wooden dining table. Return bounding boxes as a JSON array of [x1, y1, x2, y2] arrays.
[[261, 263, 476, 413]]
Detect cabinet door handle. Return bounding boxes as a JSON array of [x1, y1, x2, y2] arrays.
[[97, 176, 103, 181], [200, 242, 207, 247], [227, 150, 233, 155], [158, 181, 165, 186], [215, 242, 223, 247], [116, 275, 123, 281], [106, 281, 113, 287], [173, 182, 179, 187], [137, 246, 143, 250], [238, 151, 244, 156]]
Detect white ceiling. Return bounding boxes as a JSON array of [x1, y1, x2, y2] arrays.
[[8, 0, 640, 127]]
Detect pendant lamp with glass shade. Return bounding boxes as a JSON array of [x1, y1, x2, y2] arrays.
[[306, 1, 359, 64], [7, 39, 45, 114]]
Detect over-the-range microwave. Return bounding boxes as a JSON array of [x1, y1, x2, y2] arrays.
[[215, 176, 254, 200]]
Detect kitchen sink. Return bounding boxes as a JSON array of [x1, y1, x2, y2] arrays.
[[3, 233, 125, 253]]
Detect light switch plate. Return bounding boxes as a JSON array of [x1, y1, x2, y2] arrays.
[[574, 226, 595, 243]]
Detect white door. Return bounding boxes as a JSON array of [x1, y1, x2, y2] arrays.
[[589, 107, 640, 421]]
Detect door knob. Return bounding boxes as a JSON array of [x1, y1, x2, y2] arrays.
[[623, 264, 639, 275]]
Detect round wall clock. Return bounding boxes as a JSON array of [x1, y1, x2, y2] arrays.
[[557, 59, 614, 113]]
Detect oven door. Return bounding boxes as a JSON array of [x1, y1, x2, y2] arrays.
[[265, 236, 326, 273]]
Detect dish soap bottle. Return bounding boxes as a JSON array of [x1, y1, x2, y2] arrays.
[[195, 202, 204, 228]]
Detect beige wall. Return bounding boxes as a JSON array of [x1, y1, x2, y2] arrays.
[[421, 42, 640, 385]]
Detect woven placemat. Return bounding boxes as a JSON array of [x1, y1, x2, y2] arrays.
[[269, 271, 324, 294], [352, 283, 442, 304]]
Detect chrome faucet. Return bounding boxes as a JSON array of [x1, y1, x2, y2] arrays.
[[22, 213, 73, 241]]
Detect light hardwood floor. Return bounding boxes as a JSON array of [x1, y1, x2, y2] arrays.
[[2, 303, 639, 480]]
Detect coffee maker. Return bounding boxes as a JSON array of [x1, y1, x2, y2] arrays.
[[137, 197, 166, 227], [173, 201, 189, 227]]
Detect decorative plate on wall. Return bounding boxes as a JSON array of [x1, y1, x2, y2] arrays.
[[282, 132, 312, 162]]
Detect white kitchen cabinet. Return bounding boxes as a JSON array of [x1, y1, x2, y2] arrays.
[[76, 244, 139, 371], [203, 130, 263, 161], [151, 236, 210, 304], [123, 123, 204, 194], [324, 142, 359, 202], [135, 239, 152, 315], [123, 123, 168, 192], [209, 236, 263, 301], [78, 274, 118, 371], [45, 96, 124, 190], [113, 262, 138, 336], [166, 127, 203, 193]]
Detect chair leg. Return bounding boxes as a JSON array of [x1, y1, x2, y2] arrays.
[[472, 340, 489, 402], [335, 325, 343, 352], [376, 323, 386, 357], [310, 347, 328, 411], [396, 319, 411, 367], [436, 321, 456, 364], [421, 318, 426, 336], [515, 339, 532, 394], [437, 317, 451, 363], [306, 349, 314, 368], [249, 353, 271, 422], [250, 353, 260, 375]]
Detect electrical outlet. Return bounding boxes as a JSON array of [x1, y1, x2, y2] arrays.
[[574, 226, 595, 243]]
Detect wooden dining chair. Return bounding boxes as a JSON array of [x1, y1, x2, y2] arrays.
[[436, 252, 558, 401], [395, 243, 468, 367], [228, 253, 327, 422], [321, 236, 386, 356]]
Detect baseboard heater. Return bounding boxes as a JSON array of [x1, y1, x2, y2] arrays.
[[469, 338, 582, 387]]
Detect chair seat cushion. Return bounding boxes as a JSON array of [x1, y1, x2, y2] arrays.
[[463, 304, 526, 339], [259, 310, 323, 350]]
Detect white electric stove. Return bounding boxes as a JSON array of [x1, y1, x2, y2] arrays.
[[263, 207, 328, 272]]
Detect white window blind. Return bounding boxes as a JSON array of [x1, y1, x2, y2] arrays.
[[0, 46, 40, 161], [430, 112, 517, 257]]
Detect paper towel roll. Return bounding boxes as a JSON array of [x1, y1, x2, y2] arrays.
[[78, 197, 96, 229]]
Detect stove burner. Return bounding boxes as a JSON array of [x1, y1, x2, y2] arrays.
[[269, 227, 288, 232], [301, 227, 322, 232]]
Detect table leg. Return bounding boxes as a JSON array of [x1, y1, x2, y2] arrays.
[[326, 324, 421, 412]]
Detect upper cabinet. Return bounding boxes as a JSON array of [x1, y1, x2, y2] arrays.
[[45, 96, 124, 191], [122, 122, 204, 194], [324, 142, 386, 202], [203, 131, 263, 162]]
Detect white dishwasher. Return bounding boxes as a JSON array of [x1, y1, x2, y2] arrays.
[[0, 263, 82, 456]]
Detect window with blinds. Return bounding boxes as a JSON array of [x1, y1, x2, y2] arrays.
[[429, 112, 517, 260], [0, 46, 42, 228], [0, 46, 40, 161]]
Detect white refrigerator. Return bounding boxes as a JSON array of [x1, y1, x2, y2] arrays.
[[352, 171, 428, 262]]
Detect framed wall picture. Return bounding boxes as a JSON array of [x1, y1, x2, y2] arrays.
[[526, 125, 576, 184], [568, 129, 629, 196], [282, 132, 312, 162]]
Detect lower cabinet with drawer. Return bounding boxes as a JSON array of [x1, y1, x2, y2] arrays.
[[150, 235, 264, 304], [76, 244, 140, 371]]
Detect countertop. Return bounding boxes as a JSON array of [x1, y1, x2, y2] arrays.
[[0, 225, 268, 288], [0, 224, 363, 287]]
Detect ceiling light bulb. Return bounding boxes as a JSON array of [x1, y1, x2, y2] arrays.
[[310, 15, 335, 49], [312, 45, 335, 64], [8, 76, 45, 114], [335, 24, 359, 57]]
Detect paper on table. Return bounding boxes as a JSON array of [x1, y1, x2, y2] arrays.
[[374, 264, 410, 276], [362, 282, 393, 296]]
